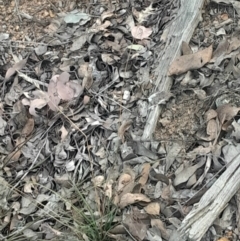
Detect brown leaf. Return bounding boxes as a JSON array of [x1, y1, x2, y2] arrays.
[[212, 38, 229, 61], [131, 25, 152, 40], [206, 119, 218, 140], [10, 137, 25, 163], [216, 104, 240, 125], [5, 58, 28, 80], [83, 95, 90, 105], [151, 219, 170, 240], [123, 214, 147, 240], [21, 118, 34, 137], [227, 36, 240, 53], [144, 202, 160, 215], [138, 163, 151, 186], [205, 109, 218, 122], [118, 120, 132, 142], [168, 45, 213, 76], [117, 173, 132, 192], [119, 193, 151, 209], [181, 41, 192, 55]]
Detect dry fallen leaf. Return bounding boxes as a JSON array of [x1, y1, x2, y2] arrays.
[[168, 45, 213, 76], [151, 219, 170, 240], [56, 72, 74, 101], [5, 58, 28, 80], [83, 95, 90, 105], [205, 109, 218, 122], [21, 118, 34, 137], [29, 99, 48, 117], [119, 193, 151, 209], [48, 76, 60, 111], [60, 125, 68, 141], [144, 202, 160, 215], [181, 41, 193, 55], [227, 36, 240, 53], [123, 214, 148, 241], [206, 119, 218, 140], [138, 163, 151, 186], [216, 104, 240, 126], [131, 25, 152, 40], [118, 120, 132, 142], [117, 173, 132, 192]]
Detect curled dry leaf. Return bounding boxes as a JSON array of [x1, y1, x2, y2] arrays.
[[83, 95, 90, 105], [21, 118, 34, 137], [151, 219, 170, 240], [119, 193, 151, 209], [29, 99, 48, 117], [138, 163, 151, 186], [216, 104, 240, 126], [5, 58, 28, 80], [205, 109, 218, 122], [59, 125, 68, 141], [206, 119, 218, 140], [117, 173, 132, 192], [168, 45, 213, 76], [144, 202, 160, 215], [0, 116, 7, 136], [131, 25, 152, 40], [103, 180, 113, 199], [67, 81, 83, 97], [92, 175, 105, 187], [56, 72, 74, 100], [118, 120, 132, 142], [174, 159, 205, 186], [48, 72, 83, 111], [48, 77, 60, 111]]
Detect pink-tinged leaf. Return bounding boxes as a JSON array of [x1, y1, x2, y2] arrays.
[[83, 95, 90, 105], [66, 81, 83, 97], [29, 99, 48, 116], [22, 98, 31, 106], [60, 125, 68, 141], [48, 79, 60, 111], [5, 58, 28, 80], [131, 26, 152, 40], [56, 72, 75, 100]]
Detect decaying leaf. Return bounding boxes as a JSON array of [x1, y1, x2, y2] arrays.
[[206, 119, 218, 140], [205, 109, 218, 122], [144, 202, 160, 215], [151, 219, 170, 240], [174, 159, 205, 186], [131, 25, 152, 40], [117, 173, 132, 192], [216, 104, 240, 127], [59, 125, 68, 141], [118, 120, 132, 142], [123, 213, 148, 240], [168, 45, 213, 76], [0, 116, 7, 136], [119, 193, 151, 209], [29, 99, 48, 117], [21, 118, 34, 137], [138, 163, 151, 186], [5, 58, 28, 80]]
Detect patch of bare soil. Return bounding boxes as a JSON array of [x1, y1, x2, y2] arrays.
[[154, 88, 207, 151], [0, 0, 66, 41]]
